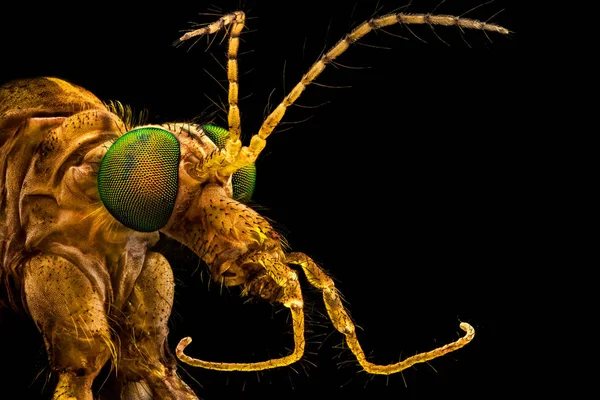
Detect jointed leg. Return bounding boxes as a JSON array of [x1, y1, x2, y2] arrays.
[[176, 262, 306, 371], [285, 252, 475, 375], [118, 252, 197, 399], [23, 254, 113, 400]]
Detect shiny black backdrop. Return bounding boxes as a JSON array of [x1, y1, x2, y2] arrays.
[[0, 1, 516, 399]]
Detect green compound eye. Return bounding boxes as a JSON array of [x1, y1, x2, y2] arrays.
[[203, 124, 256, 203], [202, 124, 229, 149], [98, 127, 180, 232]]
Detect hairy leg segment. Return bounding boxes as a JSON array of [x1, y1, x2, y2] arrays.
[[116, 252, 197, 399], [24, 255, 112, 400], [23, 253, 197, 400]]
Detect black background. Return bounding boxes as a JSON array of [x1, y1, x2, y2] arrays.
[[0, 1, 516, 399]]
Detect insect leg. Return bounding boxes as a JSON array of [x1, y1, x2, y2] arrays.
[[286, 252, 475, 375], [176, 264, 307, 371], [23, 254, 113, 400], [118, 252, 198, 399]]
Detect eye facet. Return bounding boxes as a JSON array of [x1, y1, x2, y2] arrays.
[[232, 163, 256, 203], [98, 127, 180, 232], [203, 124, 256, 203], [202, 124, 229, 149]]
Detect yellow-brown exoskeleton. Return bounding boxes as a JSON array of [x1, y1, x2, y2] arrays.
[[0, 8, 509, 400]]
